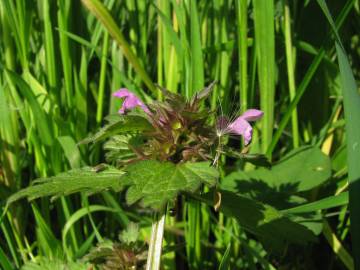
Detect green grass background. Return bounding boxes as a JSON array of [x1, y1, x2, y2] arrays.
[[1, 0, 360, 269]]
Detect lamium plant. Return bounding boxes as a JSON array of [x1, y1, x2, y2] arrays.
[[5, 82, 266, 269], [4, 82, 330, 269]]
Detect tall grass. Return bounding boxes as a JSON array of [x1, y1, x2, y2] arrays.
[[0, 0, 359, 269]]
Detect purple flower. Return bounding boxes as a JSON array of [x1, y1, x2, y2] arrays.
[[113, 88, 150, 115], [217, 109, 263, 145]]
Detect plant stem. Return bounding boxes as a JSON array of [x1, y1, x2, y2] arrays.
[[146, 210, 166, 270]]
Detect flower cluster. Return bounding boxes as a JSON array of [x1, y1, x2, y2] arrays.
[[113, 85, 263, 163]]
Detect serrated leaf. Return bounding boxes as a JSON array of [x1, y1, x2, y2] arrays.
[[6, 166, 126, 205], [103, 135, 142, 164], [202, 190, 316, 251], [119, 222, 140, 245], [123, 160, 218, 210], [80, 114, 153, 145]]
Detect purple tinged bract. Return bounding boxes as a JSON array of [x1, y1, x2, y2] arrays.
[[113, 88, 150, 114]]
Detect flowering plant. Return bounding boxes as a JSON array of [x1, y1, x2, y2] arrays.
[[6, 82, 264, 212], [6, 82, 327, 269], [108, 84, 263, 166]]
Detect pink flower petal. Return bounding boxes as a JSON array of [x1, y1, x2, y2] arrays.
[[240, 109, 264, 122], [113, 88, 150, 114], [113, 88, 132, 98], [228, 117, 253, 145]]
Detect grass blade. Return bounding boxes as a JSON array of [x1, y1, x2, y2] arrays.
[[323, 220, 354, 270], [253, 0, 276, 153], [5, 70, 54, 146], [218, 243, 231, 270], [235, 0, 248, 112], [81, 0, 157, 94], [282, 192, 348, 214], [189, 0, 204, 97], [0, 245, 14, 270], [283, 0, 299, 148]]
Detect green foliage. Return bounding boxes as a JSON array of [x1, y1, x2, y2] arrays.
[[6, 166, 125, 205], [21, 258, 89, 270], [83, 222, 147, 270], [0, 245, 13, 270], [317, 1, 360, 266], [218, 243, 231, 270], [202, 190, 316, 250], [222, 147, 331, 208], [253, 0, 276, 152], [283, 192, 348, 214], [81, 0, 157, 94], [80, 114, 153, 145], [119, 222, 140, 245], [0, 0, 358, 269], [218, 146, 331, 248], [223, 147, 271, 167], [6, 161, 218, 212], [124, 160, 218, 210]]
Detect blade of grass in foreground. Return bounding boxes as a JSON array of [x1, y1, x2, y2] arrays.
[[316, 1, 360, 268], [235, 0, 248, 112], [188, 0, 204, 97], [81, 0, 157, 94], [283, 0, 299, 148], [252, 0, 276, 153]]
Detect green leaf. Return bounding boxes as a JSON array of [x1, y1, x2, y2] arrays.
[[288, 212, 323, 236], [222, 147, 331, 202], [80, 114, 153, 145], [119, 222, 140, 245], [267, 146, 331, 191], [203, 190, 316, 250], [6, 166, 126, 205], [103, 135, 139, 164], [124, 160, 218, 210]]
